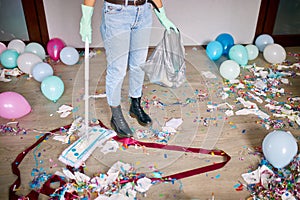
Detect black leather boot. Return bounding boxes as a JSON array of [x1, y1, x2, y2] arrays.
[[130, 97, 152, 126], [110, 105, 133, 138]]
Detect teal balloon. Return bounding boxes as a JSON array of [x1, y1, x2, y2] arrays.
[[262, 130, 298, 169], [0, 49, 19, 69], [229, 44, 248, 66], [41, 76, 64, 102], [219, 60, 240, 80], [215, 33, 234, 55], [206, 41, 223, 61]]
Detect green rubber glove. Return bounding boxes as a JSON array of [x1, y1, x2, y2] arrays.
[[154, 7, 178, 34], [80, 4, 94, 43]]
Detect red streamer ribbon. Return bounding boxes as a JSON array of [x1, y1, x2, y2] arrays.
[[9, 121, 231, 199]]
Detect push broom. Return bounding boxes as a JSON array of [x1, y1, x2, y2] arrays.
[[58, 37, 116, 168]]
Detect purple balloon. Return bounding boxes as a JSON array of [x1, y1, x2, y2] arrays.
[[0, 92, 31, 119]]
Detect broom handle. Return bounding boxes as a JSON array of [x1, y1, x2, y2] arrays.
[[84, 37, 89, 137]]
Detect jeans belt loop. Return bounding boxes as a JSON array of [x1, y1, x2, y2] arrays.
[[125, 0, 128, 6]]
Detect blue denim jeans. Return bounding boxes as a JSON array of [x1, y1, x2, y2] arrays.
[[100, 1, 152, 106]]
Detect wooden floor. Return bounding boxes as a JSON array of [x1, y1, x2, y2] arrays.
[[0, 46, 299, 200]]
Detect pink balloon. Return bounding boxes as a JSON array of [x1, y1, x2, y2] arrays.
[[0, 92, 31, 119], [0, 42, 7, 55], [46, 38, 65, 61]]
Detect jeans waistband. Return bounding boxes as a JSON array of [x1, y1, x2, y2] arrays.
[[105, 0, 146, 6]]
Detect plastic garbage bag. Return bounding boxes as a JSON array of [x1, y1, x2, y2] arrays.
[[141, 30, 186, 88]]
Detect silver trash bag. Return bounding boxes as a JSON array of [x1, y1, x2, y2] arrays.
[[141, 29, 186, 88]]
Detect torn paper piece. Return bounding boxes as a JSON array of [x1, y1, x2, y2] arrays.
[[135, 177, 152, 193], [162, 126, 177, 133], [108, 161, 132, 175], [90, 93, 107, 98], [259, 165, 275, 188], [100, 140, 119, 154], [53, 117, 83, 144], [251, 89, 267, 97], [221, 92, 229, 100], [120, 183, 137, 199], [295, 115, 300, 126], [277, 64, 293, 70], [225, 110, 234, 117], [242, 165, 274, 186], [280, 78, 289, 84], [237, 97, 258, 109], [253, 79, 267, 90], [235, 108, 270, 119], [165, 118, 183, 129], [243, 64, 255, 69], [247, 92, 263, 103], [236, 82, 245, 89], [3, 68, 23, 76], [228, 79, 240, 84], [241, 168, 260, 184], [201, 71, 217, 79], [281, 192, 296, 200], [207, 102, 233, 110], [0, 77, 11, 82], [57, 104, 73, 118], [62, 168, 76, 180], [74, 171, 91, 183]]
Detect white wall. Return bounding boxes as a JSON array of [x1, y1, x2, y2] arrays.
[[43, 0, 261, 48]]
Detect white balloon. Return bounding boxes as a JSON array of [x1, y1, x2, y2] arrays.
[[25, 42, 46, 60], [219, 60, 240, 80], [263, 43, 286, 64], [245, 44, 259, 61], [17, 52, 42, 74], [8, 39, 26, 54]]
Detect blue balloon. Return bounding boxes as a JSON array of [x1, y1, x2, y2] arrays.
[[60, 46, 79, 66], [206, 41, 223, 61], [255, 34, 274, 52], [228, 44, 248, 66], [215, 33, 234, 55], [32, 62, 54, 82], [0, 49, 19, 69], [262, 130, 298, 169], [41, 76, 64, 102]]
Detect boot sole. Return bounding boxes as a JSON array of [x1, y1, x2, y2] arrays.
[[110, 121, 133, 138], [130, 112, 152, 127]]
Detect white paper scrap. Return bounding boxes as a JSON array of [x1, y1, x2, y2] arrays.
[[201, 71, 217, 79], [242, 165, 274, 186], [100, 140, 119, 154], [108, 161, 131, 175], [90, 93, 107, 98], [235, 108, 270, 119], [57, 104, 73, 118], [281, 192, 296, 200], [237, 97, 258, 109], [135, 177, 152, 193], [165, 118, 183, 129], [225, 110, 234, 117], [162, 126, 177, 133]]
